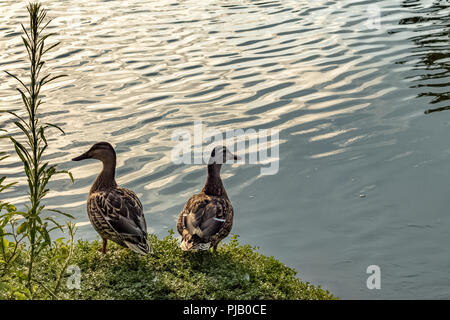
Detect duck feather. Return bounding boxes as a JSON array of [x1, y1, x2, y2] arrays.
[[88, 187, 149, 254], [177, 193, 233, 251]]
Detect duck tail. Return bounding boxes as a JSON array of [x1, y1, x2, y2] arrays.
[[180, 238, 194, 251], [181, 234, 210, 251], [124, 240, 151, 255]]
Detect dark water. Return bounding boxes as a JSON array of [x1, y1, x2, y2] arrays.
[[1, 0, 450, 299]]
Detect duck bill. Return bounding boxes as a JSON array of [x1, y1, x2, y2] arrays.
[[72, 151, 90, 161], [233, 155, 241, 161]]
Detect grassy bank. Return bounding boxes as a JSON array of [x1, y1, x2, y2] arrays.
[[2, 233, 335, 300]]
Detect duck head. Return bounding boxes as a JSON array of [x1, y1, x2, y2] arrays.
[[208, 146, 241, 165], [72, 142, 116, 164], [203, 146, 240, 195], [73, 142, 117, 191], [207, 146, 240, 176]]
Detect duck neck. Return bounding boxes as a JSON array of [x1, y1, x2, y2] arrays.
[[91, 158, 117, 193], [202, 163, 227, 197]]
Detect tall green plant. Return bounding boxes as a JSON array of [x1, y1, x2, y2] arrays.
[[1, 2, 74, 297]]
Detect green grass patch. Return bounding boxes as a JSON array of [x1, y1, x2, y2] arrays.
[[3, 233, 335, 300]]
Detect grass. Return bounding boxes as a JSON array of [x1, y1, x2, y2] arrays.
[[4, 233, 335, 300]]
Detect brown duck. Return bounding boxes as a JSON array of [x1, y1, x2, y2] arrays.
[[72, 142, 150, 254], [177, 146, 240, 251]]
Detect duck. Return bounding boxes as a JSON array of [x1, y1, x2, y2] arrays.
[[72, 142, 150, 255], [177, 146, 240, 251]]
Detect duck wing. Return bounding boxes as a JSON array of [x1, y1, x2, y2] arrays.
[[177, 193, 233, 250], [88, 188, 149, 254]]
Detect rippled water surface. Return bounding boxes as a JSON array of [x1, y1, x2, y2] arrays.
[[2, 0, 450, 299]]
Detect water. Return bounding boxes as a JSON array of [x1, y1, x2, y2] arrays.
[[1, 0, 450, 299]]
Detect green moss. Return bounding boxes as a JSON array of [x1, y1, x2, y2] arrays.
[[4, 233, 335, 300]]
